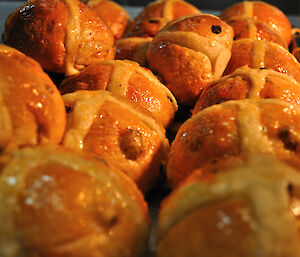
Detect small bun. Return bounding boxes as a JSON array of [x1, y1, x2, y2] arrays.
[[0, 45, 66, 152], [224, 39, 300, 81], [193, 66, 300, 114], [159, 155, 300, 257], [168, 99, 300, 187], [124, 0, 201, 38], [62, 90, 170, 192], [220, 1, 292, 46], [3, 0, 115, 75], [84, 0, 130, 40], [115, 37, 153, 66], [60, 59, 178, 128], [147, 14, 234, 105], [0, 145, 150, 257]]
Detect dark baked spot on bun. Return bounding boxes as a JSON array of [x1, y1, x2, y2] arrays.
[[211, 25, 222, 34], [278, 128, 298, 152], [148, 19, 159, 24], [119, 129, 144, 160], [287, 183, 294, 193], [259, 67, 267, 70]]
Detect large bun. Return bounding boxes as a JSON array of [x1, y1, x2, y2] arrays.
[[158, 155, 300, 257], [3, 0, 115, 75], [220, 1, 292, 46], [168, 99, 300, 187], [62, 90, 170, 192], [193, 66, 300, 114], [147, 14, 234, 106], [60, 60, 178, 128], [0, 145, 150, 257]]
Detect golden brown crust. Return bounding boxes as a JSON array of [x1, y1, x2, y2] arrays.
[[85, 0, 130, 40], [115, 37, 153, 66], [159, 155, 300, 257], [62, 90, 170, 192], [220, 1, 292, 46], [224, 39, 300, 81], [0, 44, 66, 152], [167, 99, 300, 187], [0, 145, 150, 257], [193, 66, 300, 114], [147, 14, 234, 106], [226, 17, 287, 48], [60, 60, 178, 128], [3, 0, 115, 75], [124, 0, 201, 38]]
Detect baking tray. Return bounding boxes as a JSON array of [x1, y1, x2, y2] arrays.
[[1, 2, 300, 256]]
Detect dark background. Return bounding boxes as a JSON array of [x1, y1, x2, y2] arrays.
[[115, 0, 300, 15]]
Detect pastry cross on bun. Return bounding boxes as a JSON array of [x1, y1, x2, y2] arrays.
[[3, 0, 115, 75], [147, 14, 234, 106], [226, 17, 287, 48], [0, 146, 150, 257], [0, 45, 66, 152], [220, 1, 292, 46], [124, 0, 201, 38], [62, 90, 169, 192], [167, 99, 300, 187], [193, 66, 300, 114], [158, 155, 300, 257], [60, 59, 178, 128], [224, 39, 300, 82]]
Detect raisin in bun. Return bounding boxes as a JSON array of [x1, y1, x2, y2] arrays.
[[124, 0, 201, 38], [3, 0, 115, 76], [62, 90, 169, 192], [0, 45, 65, 152], [147, 14, 234, 106], [158, 155, 300, 257], [83, 0, 130, 40], [193, 66, 300, 114], [60, 60, 178, 128], [167, 99, 300, 187], [224, 39, 300, 81], [220, 1, 292, 46], [115, 37, 153, 66], [226, 17, 287, 48], [0, 145, 150, 257]]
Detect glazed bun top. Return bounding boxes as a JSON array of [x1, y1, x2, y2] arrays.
[[220, 1, 292, 46], [3, 0, 115, 75], [0, 44, 66, 152]]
